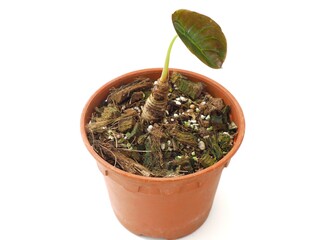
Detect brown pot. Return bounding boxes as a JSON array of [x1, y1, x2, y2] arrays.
[[80, 68, 245, 239]]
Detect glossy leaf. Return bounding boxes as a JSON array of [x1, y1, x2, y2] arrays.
[[172, 9, 227, 69]]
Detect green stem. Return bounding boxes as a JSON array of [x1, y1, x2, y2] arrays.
[[159, 35, 178, 83]]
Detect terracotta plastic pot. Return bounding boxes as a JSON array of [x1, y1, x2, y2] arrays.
[[80, 68, 245, 239]]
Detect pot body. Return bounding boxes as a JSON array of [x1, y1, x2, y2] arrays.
[[80, 68, 245, 239]]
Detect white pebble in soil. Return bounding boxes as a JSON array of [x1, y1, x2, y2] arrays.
[[147, 125, 153, 132], [198, 141, 206, 150]]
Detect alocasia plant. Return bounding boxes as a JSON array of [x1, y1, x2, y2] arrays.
[[141, 9, 227, 122]]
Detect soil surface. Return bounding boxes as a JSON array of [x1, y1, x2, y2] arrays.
[[87, 72, 237, 177]]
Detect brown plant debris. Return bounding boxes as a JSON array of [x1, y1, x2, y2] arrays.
[[93, 141, 153, 177], [171, 72, 204, 100], [107, 77, 153, 104], [87, 72, 238, 177]]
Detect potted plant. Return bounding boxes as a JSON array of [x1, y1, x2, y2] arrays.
[[80, 9, 245, 239]]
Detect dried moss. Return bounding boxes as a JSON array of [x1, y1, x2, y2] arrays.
[[86, 72, 237, 177]]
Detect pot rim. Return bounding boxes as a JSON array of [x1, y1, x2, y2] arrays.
[[80, 68, 245, 182]]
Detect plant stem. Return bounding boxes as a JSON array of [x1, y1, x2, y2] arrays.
[[159, 35, 178, 83], [141, 35, 178, 123]]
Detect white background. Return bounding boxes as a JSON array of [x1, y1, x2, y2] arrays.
[[1, 0, 320, 239]]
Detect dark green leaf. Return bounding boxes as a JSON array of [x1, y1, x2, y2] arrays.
[[172, 9, 227, 69]]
